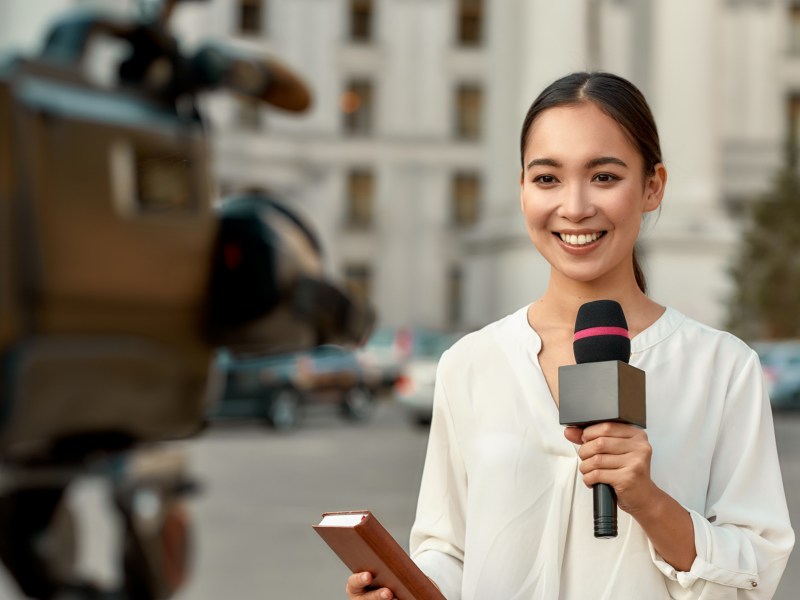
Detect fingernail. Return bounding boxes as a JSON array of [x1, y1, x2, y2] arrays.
[[381, 591, 392, 600], [361, 572, 370, 584]]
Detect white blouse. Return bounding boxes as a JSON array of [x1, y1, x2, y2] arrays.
[[409, 306, 794, 599]]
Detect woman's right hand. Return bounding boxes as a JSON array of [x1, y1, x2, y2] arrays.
[[346, 572, 397, 600]]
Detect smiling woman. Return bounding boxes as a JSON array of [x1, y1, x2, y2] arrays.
[[345, 72, 794, 600], [519, 73, 665, 297], [519, 101, 665, 293]]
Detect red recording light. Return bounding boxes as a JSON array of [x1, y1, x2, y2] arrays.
[[223, 243, 243, 269]]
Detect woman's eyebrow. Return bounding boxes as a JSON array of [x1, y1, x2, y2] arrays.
[[526, 157, 561, 170], [525, 156, 628, 171], [585, 156, 628, 169]]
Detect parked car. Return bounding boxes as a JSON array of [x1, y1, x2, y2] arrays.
[[209, 344, 380, 430], [355, 326, 413, 391], [394, 330, 465, 426], [754, 340, 800, 410]]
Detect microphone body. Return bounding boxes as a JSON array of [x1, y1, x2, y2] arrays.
[[192, 44, 312, 112], [558, 300, 646, 539]]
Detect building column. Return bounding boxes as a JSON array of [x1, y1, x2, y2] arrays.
[[463, 0, 591, 327], [644, 0, 735, 328]]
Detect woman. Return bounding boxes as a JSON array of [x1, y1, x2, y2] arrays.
[[346, 72, 794, 599]]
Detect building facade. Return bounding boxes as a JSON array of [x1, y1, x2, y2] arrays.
[[173, 0, 488, 331], [3, 0, 798, 330], [189, 0, 798, 330], [465, 0, 794, 330]]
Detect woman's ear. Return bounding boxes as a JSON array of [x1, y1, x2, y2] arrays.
[[519, 169, 525, 212], [644, 163, 667, 213]]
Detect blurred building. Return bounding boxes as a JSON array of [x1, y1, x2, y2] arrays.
[[1, 0, 798, 330], [463, 0, 792, 329], [180, 0, 487, 331]]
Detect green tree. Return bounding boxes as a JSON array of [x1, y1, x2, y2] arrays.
[[727, 165, 800, 340]]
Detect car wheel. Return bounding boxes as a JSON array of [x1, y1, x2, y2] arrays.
[[412, 413, 432, 427], [341, 386, 375, 422], [266, 388, 301, 431]]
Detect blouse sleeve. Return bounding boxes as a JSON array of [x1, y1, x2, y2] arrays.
[[409, 352, 467, 599], [649, 349, 795, 598]]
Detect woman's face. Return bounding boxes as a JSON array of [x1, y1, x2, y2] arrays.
[[520, 101, 665, 288]]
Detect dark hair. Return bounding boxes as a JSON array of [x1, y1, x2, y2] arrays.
[[519, 72, 662, 293]]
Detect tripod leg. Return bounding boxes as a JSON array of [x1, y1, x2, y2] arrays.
[[0, 487, 69, 600]]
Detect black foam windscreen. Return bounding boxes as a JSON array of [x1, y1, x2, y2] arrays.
[[573, 300, 631, 364]]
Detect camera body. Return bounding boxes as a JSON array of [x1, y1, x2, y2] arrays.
[[0, 5, 372, 463], [0, 53, 218, 460], [0, 2, 372, 597]]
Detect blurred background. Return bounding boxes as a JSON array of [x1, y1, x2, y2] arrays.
[[1, 0, 799, 598]]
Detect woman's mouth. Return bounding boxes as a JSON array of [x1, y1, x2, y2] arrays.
[[556, 231, 607, 247]]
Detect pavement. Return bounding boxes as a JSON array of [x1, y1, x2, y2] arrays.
[[0, 401, 798, 598]]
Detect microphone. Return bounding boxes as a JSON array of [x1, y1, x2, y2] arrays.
[[573, 300, 631, 365], [558, 300, 646, 539], [191, 44, 312, 112]]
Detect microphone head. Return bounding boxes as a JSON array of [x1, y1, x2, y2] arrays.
[[573, 300, 630, 364]]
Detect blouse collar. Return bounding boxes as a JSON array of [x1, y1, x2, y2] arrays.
[[515, 303, 685, 359], [630, 306, 684, 355]]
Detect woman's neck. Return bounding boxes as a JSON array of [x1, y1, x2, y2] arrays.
[[530, 270, 663, 338]]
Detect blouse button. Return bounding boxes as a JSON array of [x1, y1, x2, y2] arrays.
[[751, 581, 758, 588]]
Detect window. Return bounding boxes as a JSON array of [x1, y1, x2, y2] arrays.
[[447, 265, 463, 327], [238, 0, 263, 35], [341, 79, 374, 135], [350, 0, 373, 42], [455, 84, 482, 140], [344, 263, 372, 306], [451, 171, 481, 226], [788, 95, 800, 154], [790, 4, 800, 55], [346, 169, 374, 228], [457, 0, 483, 46]]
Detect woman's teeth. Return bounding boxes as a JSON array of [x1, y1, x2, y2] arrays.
[[559, 232, 603, 246]]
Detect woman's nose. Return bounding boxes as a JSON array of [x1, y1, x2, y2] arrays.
[[557, 183, 596, 221]]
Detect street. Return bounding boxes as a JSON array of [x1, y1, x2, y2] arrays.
[[0, 400, 799, 598], [176, 401, 431, 599]]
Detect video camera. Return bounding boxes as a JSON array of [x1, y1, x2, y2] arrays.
[[0, 0, 373, 597]]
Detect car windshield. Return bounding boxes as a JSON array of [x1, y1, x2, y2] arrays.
[[755, 341, 800, 366], [412, 331, 460, 359], [367, 328, 397, 347]]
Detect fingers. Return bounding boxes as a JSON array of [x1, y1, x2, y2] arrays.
[[578, 434, 648, 463], [565, 423, 647, 448], [563, 426, 583, 445], [563, 422, 643, 446], [580, 455, 649, 489], [346, 572, 397, 600], [580, 422, 644, 443], [563, 423, 652, 491]]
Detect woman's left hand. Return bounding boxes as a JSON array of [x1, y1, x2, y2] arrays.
[[564, 422, 658, 516]]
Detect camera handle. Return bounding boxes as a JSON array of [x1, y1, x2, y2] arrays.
[[38, 2, 310, 112]]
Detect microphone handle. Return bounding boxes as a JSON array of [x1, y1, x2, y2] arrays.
[[593, 483, 617, 538]]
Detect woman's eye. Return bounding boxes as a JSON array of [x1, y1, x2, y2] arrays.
[[533, 175, 558, 185], [593, 173, 618, 183]]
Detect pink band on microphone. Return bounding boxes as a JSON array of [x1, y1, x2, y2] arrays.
[[574, 326, 630, 341]]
